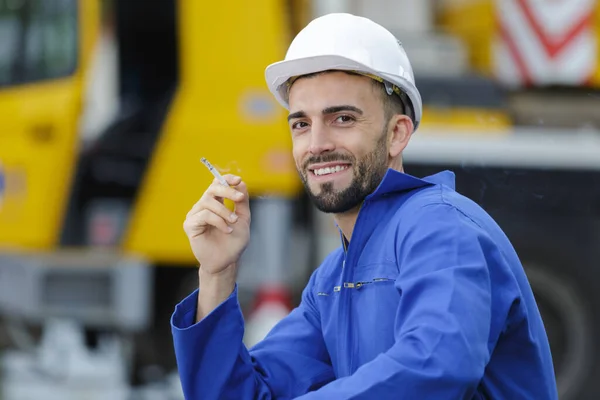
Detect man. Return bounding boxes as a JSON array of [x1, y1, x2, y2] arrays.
[[172, 13, 558, 399]]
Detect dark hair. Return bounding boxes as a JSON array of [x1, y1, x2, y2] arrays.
[[369, 79, 406, 123]]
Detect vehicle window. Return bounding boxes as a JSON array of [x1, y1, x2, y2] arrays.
[[0, 0, 77, 87], [0, 0, 23, 85]]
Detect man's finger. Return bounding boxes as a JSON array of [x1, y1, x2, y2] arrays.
[[207, 182, 245, 203], [222, 174, 242, 186], [186, 209, 233, 236], [191, 196, 239, 224], [187, 175, 245, 217], [231, 181, 251, 220]]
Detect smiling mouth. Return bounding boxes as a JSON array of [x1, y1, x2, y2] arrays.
[[310, 164, 350, 177]]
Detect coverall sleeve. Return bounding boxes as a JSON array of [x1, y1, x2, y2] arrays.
[[294, 203, 494, 400], [171, 269, 335, 400]]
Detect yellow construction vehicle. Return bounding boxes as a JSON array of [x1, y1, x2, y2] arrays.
[[0, 0, 306, 384]]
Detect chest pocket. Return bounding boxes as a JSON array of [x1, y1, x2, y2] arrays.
[[313, 262, 399, 297], [347, 261, 401, 325], [350, 262, 399, 291]]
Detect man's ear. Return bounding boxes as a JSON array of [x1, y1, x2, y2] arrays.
[[388, 115, 413, 158]]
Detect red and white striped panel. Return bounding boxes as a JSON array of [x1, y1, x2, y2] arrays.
[[493, 0, 597, 87]]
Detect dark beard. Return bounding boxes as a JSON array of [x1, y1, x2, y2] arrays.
[[299, 132, 389, 214]]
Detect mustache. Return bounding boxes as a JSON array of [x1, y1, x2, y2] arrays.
[[303, 153, 354, 170]]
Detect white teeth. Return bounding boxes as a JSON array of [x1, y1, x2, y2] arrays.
[[313, 165, 348, 176]]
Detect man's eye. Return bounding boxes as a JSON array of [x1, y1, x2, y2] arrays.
[[292, 121, 308, 129], [336, 115, 354, 123]]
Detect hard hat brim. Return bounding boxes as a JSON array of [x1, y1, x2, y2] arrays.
[[265, 54, 422, 131]]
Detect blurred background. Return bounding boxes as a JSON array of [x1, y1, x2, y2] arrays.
[[0, 0, 599, 398]]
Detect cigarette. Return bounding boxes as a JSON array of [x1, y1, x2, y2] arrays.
[[200, 157, 229, 186]]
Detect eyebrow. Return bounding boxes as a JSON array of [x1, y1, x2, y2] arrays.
[[323, 105, 363, 115], [287, 111, 307, 122], [287, 105, 364, 122]]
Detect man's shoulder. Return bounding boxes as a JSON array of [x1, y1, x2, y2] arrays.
[[393, 181, 494, 231]]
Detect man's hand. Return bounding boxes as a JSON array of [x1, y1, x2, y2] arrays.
[[184, 174, 251, 273], [183, 174, 251, 320]]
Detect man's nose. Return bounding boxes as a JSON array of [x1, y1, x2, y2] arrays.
[[308, 123, 335, 155]]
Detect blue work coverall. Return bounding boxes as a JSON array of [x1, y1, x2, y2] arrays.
[[171, 169, 558, 399]]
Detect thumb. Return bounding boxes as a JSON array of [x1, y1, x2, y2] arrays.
[[232, 180, 251, 220]]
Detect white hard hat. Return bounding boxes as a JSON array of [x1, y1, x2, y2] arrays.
[[265, 13, 423, 131]]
